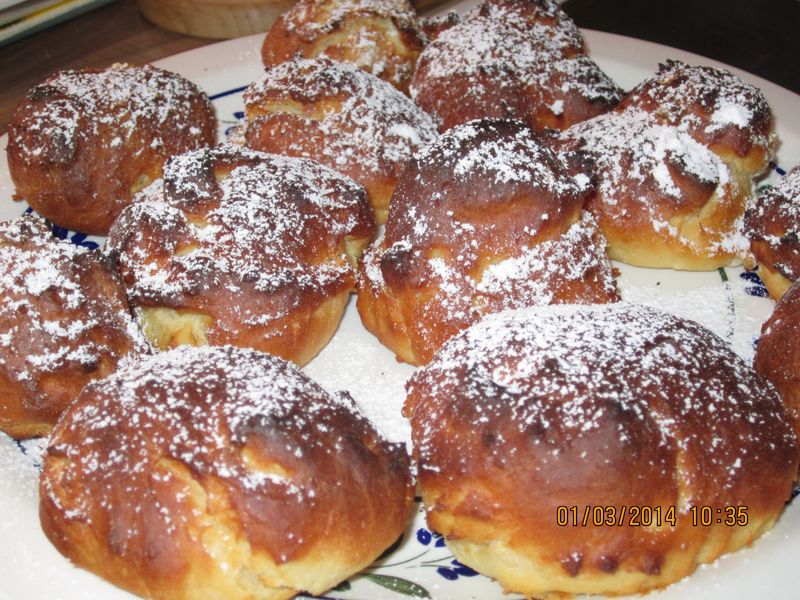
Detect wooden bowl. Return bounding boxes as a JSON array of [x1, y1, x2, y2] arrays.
[[137, 0, 297, 39]]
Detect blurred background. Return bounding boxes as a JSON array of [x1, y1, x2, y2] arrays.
[[1, 0, 799, 131]]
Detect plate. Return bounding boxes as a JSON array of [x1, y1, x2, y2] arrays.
[[0, 2, 798, 598]]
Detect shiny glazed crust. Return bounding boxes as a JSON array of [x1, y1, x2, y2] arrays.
[[40, 345, 414, 600], [410, 0, 623, 133], [106, 144, 375, 365], [357, 119, 619, 365], [0, 214, 147, 439], [261, 0, 425, 93], [405, 304, 799, 598], [7, 63, 216, 235], [243, 57, 437, 224], [754, 280, 800, 435]]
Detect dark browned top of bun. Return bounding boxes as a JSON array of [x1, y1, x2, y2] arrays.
[[41, 345, 413, 591], [410, 0, 622, 132], [7, 63, 216, 234], [619, 60, 773, 159], [406, 304, 797, 576], [107, 144, 374, 317], [745, 166, 800, 282], [384, 119, 590, 253], [0, 214, 147, 438]]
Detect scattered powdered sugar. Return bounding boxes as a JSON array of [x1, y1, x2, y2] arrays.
[[475, 213, 614, 299], [107, 145, 372, 322], [12, 63, 211, 165], [407, 303, 795, 494], [561, 108, 737, 252], [712, 100, 753, 130], [414, 0, 582, 84], [244, 58, 437, 178], [564, 109, 726, 199], [410, 0, 622, 125], [284, 0, 419, 38], [43, 346, 396, 534], [0, 214, 145, 394], [413, 119, 591, 197], [623, 60, 772, 149], [305, 301, 414, 449]]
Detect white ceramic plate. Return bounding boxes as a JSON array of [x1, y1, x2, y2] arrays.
[[1, 4, 798, 599]]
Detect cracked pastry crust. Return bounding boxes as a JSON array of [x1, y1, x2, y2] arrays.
[[106, 144, 375, 366]]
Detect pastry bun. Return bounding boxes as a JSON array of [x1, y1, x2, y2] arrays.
[[558, 109, 742, 269], [243, 57, 437, 223], [0, 214, 147, 439], [405, 303, 798, 598], [619, 60, 774, 179], [261, 0, 425, 93], [41, 345, 414, 600], [107, 144, 375, 365], [357, 118, 618, 365], [7, 63, 216, 235], [744, 165, 800, 299], [410, 0, 623, 133]]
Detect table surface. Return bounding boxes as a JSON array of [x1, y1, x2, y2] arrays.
[[1, 0, 799, 134]]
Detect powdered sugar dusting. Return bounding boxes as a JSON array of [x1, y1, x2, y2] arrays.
[[43, 345, 395, 529], [0, 214, 146, 398], [407, 303, 796, 493], [12, 63, 212, 165], [623, 60, 772, 150], [245, 57, 437, 180], [107, 144, 372, 324]]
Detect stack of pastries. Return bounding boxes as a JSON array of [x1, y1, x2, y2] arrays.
[[2, 0, 799, 599]]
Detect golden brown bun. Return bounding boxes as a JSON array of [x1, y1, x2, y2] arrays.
[[106, 144, 375, 365], [261, 0, 425, 93], [357, 119, 619, 366], [754, 280, 800, 436], [41, 345, 414, 600], [243, 57, 437, 224], [7, 63, 216, 235], [0, 214, 148, 439], [744, 165, 800, 299], [559, 108, 746, 270], [619, 60, 774, 178], [410, 0, 623, 133], [405, 304, 798, 598]]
